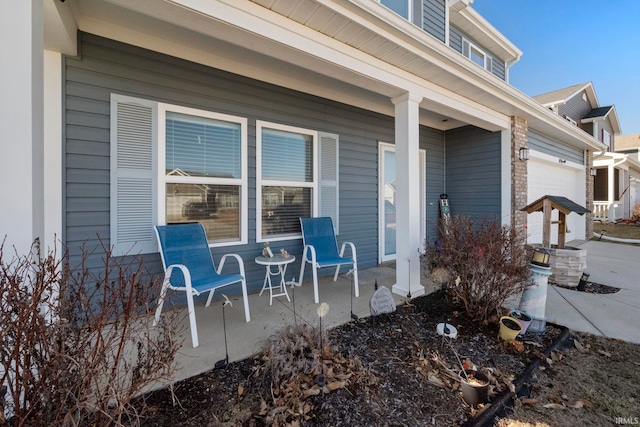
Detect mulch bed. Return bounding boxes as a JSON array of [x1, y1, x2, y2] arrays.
[[136, 290, 564, 426], [552, 281, 620, 294]]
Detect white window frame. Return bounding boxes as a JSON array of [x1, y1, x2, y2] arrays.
[[157, 103, 248, 247], [564, 115, 578, 126], [111, 94, 248, 255], [256, 120, 319, 242], [462, 38, 492, 72]]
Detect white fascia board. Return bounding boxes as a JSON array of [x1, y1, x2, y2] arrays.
[[542, 83, 598, 110], [451, 6, 522, 63], [607, 105, 623, 135], [568, 82, 598, 108], [43, 0, 78, 55]]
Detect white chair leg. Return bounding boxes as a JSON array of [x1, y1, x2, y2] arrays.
[[186, 292, 199, 348], [333, 265, 341, 282], [312, 264, 320, 304], [205, 288, 216, 307], [153, 279, 171, 326], [298, 252, 307, 289]]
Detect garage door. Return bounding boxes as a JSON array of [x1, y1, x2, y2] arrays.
[[527, 157, 586, 245]]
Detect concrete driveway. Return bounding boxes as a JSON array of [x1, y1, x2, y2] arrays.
[[545, 240, 640, 344]]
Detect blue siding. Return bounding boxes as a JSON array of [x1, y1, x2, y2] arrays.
[[423, 127, 445, 244], [421, 0, 446, 42], [449, 26, 506, 81], [63, 32, 447, 295], [529, 130, 584, 164], [444, 126, 502, 221]]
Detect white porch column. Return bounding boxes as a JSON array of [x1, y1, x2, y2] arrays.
[[391, 93, 425, 298], [0, 0, 44, 255], [608, 165, 615, 222]]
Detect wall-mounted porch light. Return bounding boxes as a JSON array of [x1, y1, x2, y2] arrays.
[[590, 168, 597, 177], [518, 147, 529, 161]]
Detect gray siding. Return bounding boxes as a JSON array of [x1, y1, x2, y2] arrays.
[[421, 0, 446, 42], [444, 126, 502, 221], [557, 90, 592, 123], [449, 26, 506, 81], [582, 122, 594, 137], [64, 32, 446, 294], [529, 130, 584, 164], [423, 127, 446, 244]]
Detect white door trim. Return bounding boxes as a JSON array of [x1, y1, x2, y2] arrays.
[[378, 142, 426, 263]]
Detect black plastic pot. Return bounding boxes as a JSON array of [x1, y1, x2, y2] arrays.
[[459, 370, 489, 406]]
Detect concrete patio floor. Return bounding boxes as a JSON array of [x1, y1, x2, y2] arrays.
[[159, 262, 437, 386], [154, 239, 640, 389]]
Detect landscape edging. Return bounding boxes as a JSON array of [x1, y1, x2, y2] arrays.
[[462, 323, 572, 427]]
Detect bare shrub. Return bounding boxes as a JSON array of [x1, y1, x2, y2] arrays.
[[0, 238, 184, 426], [423, 216, 532, 322], [633, 203, 640, 221], [258, 323, 377, 425]]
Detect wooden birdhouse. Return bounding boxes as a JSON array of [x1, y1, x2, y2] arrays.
[[521, 195, 591, 249]]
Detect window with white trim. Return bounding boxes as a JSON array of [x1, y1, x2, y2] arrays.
[[462, 38, 493, 72], [160, 105, 247, 245], [256, 122, 339, 241], [110, 94, 248, 255], [564, 115, 578, 126]]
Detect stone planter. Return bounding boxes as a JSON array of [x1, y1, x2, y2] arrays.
[[528, 244, 587, 287]]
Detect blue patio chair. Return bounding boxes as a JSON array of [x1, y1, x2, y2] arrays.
[[154, 223, 250, 348], [298, 217, 359, 304]]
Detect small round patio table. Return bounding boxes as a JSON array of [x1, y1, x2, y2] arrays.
[[255, 254, 295, 305]]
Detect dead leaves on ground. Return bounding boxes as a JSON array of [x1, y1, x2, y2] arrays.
[[415, 352, 516, 404], [255, 324, 378, 425]]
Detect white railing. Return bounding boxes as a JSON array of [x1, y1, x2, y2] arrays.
[[593, 201, 609, 222]]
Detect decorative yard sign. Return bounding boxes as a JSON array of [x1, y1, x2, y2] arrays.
[[369, 286, 396, 316]]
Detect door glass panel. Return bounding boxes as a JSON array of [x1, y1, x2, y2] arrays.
[[380, 145, 426, 262], [383, 150, 396, 257]]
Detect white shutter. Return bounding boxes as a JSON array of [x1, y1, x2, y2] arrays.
[[486, 56, 493, 73], [110, 94, 158, 255], [319, 132, 339, 234]]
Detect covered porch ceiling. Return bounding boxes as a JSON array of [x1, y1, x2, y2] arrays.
[[46, 0, 605, 149]]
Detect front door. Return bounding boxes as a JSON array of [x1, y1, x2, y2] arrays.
[[379, 143, 426, 263]]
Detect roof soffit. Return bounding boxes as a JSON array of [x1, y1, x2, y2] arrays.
[[72, 0, 604, 149]]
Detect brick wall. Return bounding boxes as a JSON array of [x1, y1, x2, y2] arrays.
[[585, 150, 594, 239], [511, 116, 528, 243]]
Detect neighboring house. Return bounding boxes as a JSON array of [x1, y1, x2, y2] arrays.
[[531, 82, 621, 241], [599, 133, 640, 220], [2, 0, 607, 300]]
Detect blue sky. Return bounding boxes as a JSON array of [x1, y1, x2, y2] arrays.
[[472, 0, 640, 135]]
